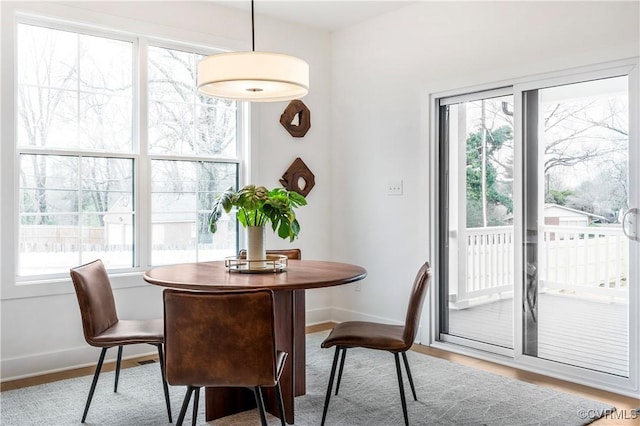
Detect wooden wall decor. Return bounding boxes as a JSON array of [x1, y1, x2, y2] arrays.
[[280, 100, 311, 138], [280, 157, 315, 197]]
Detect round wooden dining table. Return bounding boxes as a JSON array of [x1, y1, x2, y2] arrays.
[[144, 259, 367, 425]]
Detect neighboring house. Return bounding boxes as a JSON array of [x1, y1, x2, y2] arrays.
[[505, 204, 607, 227], [543, 204, 607, 227], [103, 196, 134, 247]]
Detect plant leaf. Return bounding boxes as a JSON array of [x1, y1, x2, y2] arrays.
[[237, 209, 248, 227], [208, 185, 306, 241], [289, 191, 307, 207], [208, 187, 236, 233], [291, 219, 300, 236], [277, 221, 290, 240]]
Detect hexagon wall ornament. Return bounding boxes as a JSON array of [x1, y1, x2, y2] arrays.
[[280, 100, 311, 137], [280, 157, 315, 197]]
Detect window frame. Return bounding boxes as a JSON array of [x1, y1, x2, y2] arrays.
[[1, 12, 246, 299]]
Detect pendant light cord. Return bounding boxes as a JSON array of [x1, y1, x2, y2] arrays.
[[251, 0, 255, 52]]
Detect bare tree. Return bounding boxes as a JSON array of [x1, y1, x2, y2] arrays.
[[542, 96, 628, 220], [18, 26, 77, 225]]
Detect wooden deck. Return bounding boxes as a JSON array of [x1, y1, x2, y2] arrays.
[[447, 293, 629, 377]]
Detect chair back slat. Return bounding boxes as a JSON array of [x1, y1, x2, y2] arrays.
[[238, 248, 301, 260]]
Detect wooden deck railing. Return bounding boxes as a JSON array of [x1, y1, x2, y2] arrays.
[[452, 225, 628, 304], [463, 226, 514, 299], [540, 226, 628, 296]]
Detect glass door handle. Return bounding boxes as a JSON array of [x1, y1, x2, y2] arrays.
[[622, 208, 638, 241]]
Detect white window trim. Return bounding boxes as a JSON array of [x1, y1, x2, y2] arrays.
[[0, 6, 247, 300]]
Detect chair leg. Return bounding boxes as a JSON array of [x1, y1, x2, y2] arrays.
[[82, 347, 108, 423], [275, 383, 286, 426], [321, 346, 341, 426], [253, 386, 268, 426], [401, 352, 417, 401], [335, 347, 348, 395], [191, 387, 200, 426], [394, 353, 409, 426], [176, 386, 195, 426], [114, 346, 123, 392], [156, 344, 173, 422]]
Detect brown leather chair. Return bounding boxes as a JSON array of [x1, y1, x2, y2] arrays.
[[238, 248, 302, 260], [320, 262, 432, 426], [163, 288, 288, 426], [240, 247, 305, 400], [69, 259, 171, 423]]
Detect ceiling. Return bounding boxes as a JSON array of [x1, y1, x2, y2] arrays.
[[216, 0, 414, 31]]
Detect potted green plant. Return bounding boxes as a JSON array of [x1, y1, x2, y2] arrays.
[[209, 185, 307, 265]]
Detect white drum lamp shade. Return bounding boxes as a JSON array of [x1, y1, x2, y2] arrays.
[[197, 51, 309, 102]]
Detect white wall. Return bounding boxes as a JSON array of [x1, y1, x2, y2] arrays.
[[0, 1, 332, 380], [329, 1, 639, 330]]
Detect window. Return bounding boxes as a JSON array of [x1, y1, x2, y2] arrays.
[[14, 20, 242, 280], [147, 46, 239, 265]]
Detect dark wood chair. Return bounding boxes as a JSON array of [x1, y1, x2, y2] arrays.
[[320, 262, 432, 426], [69, 259, 172, 423], [238, 248, 302, 260], [163, 288, 288, 426]]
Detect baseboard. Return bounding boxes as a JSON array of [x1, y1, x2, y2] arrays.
[[330, 306, 403, 326], [2, 323, 338, 390], [1, 344, 157, 382], [305, 306, 332, 326], [329, 307, 423, 344], [2, 307, 412, 383], [308, 305, 402, 327]]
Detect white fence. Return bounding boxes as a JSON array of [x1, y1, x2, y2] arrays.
[[452, 225, 629, 303], [540, 226, 628, 296], [463, 226, 514, 299]]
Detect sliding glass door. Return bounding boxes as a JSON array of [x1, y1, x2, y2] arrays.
[[435, 62, 638, 391], [523, 75, 633, 377], [438, 89, 515, 354]]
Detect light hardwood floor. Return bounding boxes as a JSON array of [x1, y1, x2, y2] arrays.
[[410, 344, 639, 426], [1, 323, 638, 425]]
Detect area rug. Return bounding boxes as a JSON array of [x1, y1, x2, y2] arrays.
[[1, 331, 613, 425]]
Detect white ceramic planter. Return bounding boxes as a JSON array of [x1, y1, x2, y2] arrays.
[[246, 226, 266, 269]]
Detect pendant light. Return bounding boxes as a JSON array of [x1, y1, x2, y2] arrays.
[[197, 0, 309, 102]]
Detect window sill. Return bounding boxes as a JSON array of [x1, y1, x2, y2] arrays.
[[1, 269, 151, 301]]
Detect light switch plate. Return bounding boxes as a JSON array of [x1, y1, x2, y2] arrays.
[[387, 179, 403, 195]]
